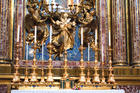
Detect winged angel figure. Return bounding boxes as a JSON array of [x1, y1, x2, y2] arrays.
[[49, 13, 76, 59]]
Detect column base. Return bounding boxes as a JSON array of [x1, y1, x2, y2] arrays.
[[113, 60, 128, 66], [133, 61, 140, 67]]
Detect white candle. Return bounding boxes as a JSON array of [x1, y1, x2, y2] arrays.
[[109, 31, 111, 46], [76, 0, 79, 5], [81, 27, 83, 45], [17, 25, 20, 42], [95, 29, 97, 46], [34, 26, 37, 43], [76, 0, 79, 12], [88, 43, 90, 61], [68, 0, 71, 5], [68, 0, 70, 5], [42, 43, 44, 60], [50, 25, 52, 43], [102, 46, 104, 62], [46, 0, 49, 4], [26, 42, 29, 60]]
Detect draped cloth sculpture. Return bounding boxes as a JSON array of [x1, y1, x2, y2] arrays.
[[24, 0, 98, 59], [50, 13, 76, 59]]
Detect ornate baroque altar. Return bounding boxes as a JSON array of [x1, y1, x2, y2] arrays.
[[0, 0, 140, 92], [12, 0, 116, 89]]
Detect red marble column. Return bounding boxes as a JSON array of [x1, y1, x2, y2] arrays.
[[99, 0, 109, 63], [0, 0, 12, 62], [130, 0, 140, 66], [14, 0, 24, 60], [112, 0, 127, 66]]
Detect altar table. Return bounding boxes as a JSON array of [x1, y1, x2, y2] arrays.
[[11, 90, 125, 93]]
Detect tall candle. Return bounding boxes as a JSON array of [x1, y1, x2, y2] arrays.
[[46, 0, 49, 4], [50, 25, 52, 43], [88, 43, 90, 61], [26, 42, 29, 60], [17, 25, 20, 42], [35, 26, 37, 43], [42, 43, 44, 60], [109, 31, 111, 46], [68, 0, 71, 5], [76, 0, 79, 12], [102, 46, 104, 62], [81, 27, 83, 45], [95, 29, 97, 46], [76, 0, 79, 5]]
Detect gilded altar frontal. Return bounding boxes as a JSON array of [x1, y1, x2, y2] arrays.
[[0, 0, 140, 93]]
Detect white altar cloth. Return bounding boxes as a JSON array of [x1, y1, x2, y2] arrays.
[[11, 90, 125, 93]]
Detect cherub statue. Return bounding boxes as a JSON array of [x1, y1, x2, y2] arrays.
[[48, 13, 76, 59], [77, 0, 98, 49], [24, 0, 49, 48]]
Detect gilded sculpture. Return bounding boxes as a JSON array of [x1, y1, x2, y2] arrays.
[[24, 0, 98, 59], [77, 0, 98, 49], [49, 13, 76, 59], [25, 0, 49, 48]]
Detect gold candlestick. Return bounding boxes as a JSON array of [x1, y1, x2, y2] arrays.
[[101, 61, 106, 84], [45, 4, 49, 13], [30, 43, 38, 83], [56, 4, 59, 12], [76, 4, 79, 13], [51, 3, 54, 12], [24, 60, 29, 84], [13, 42, 20, 83], [92, 46, 100, 83], [69, 4, 73, 12], [108, 46, 115, 84], [79, 45, 86, 84], [63, 50, 69, 79], [40, 42, 45, 84], [40, 60, 45, 84], [86, 61, 91, 84], [46, 43, 53, 84], [74, 4, 78, 13], [107, 0, 115, 84]]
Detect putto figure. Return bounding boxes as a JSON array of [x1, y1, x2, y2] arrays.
[[24, 0, 49, 48], [77, 0, 98, 49]]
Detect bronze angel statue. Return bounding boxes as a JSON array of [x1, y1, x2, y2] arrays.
[[48, 13, 76, 59], [77, 0, 98, 49], [24, 0, 49, 48]]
